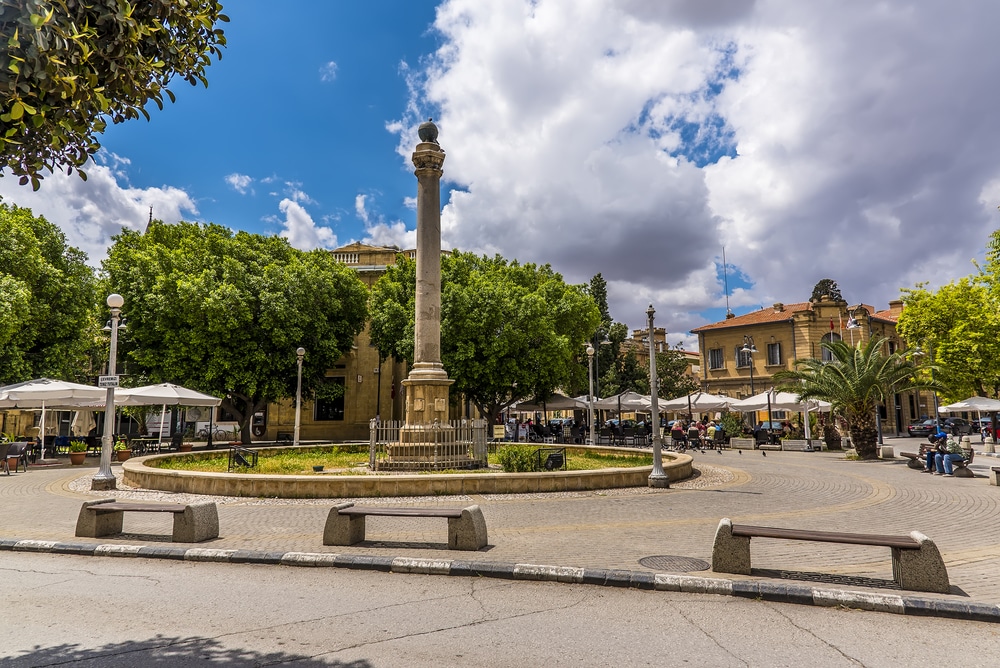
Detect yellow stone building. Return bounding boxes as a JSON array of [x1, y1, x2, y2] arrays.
[[690, 296, 929, 434]]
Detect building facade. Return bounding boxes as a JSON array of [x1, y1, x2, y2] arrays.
[[691, 296, 927, 435]]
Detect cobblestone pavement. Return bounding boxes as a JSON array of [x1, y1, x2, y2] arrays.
[[5, 437, 1000, 604]]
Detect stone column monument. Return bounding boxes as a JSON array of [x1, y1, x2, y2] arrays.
[[391, 119, 471, 467], [402, 118, 453, 422]]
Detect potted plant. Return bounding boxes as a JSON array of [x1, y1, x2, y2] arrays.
[[114, 437, 131, 462], [68, 441, 88, 465]]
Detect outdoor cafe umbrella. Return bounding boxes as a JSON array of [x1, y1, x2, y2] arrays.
[[659, 392, 734, 414], [114, 383, 222, 448], [0, 378, 107, 458], [513, 392, 588, 412], [593, 391, 651, 412], [730, 391, 831, 441], [938, 396, 1000, 413]]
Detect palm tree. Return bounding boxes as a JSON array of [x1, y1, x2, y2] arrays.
[[774, 336, 935, 459]]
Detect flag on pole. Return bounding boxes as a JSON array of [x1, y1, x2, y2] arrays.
[[829, 318, 834, 331]]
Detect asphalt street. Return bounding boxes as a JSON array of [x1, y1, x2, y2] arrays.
[[5, 551, 1000, 667]]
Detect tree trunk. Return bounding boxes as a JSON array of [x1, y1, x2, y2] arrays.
[[849, 410, 879, 459]]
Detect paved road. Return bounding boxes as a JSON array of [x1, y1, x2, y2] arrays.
[[4, 551, 1000, 667], [5, 436, 1000, 664], [7, 438, 1000, 598]]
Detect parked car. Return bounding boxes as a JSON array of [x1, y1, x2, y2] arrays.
[[907, 418, 975, 437]]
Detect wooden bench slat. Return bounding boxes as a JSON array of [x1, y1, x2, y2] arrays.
[[338, 507, 464, 518], [731, 524, 919, 549], [92, 503, 188, 514]]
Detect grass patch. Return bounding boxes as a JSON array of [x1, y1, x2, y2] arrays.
[[148, 445, 653, 474]]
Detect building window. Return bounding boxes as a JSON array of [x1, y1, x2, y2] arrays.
[[767, 342, 782, 366], [888, 340, 897, 355], [315, 377, 346, 421], [708, 348, 724, 370], [820, 333, 842, 362], [735, 346, 752, 368]]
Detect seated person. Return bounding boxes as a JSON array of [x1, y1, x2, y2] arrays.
[[923, 429, 949, 472], [670, 422, 687, 449], [933, 436, 966, 476]]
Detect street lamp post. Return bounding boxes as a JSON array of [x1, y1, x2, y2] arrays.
[[294, 347, 305, 447], [92, 294, 123, 491], [849, 305, 884, 444], [741, 335, 757, 394], [646, 305, 668, 488], [741, 335, 759, 437], [586, 344, 595, 446]]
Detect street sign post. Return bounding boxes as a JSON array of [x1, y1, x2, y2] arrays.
[[98, 375, 119, 388]]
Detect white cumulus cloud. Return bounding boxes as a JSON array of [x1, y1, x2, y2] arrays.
[[225, 173, 253, 195], [389, 0, 1000, 333], [0, 162, 197, 265], [277, 198, 338, 250]]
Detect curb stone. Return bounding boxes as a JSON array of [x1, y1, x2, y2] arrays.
[[3, 537, 999, 623]]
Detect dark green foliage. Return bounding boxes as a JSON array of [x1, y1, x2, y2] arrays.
[[368, 251, 600, 424], [0, 201, 97, 384], [0, 0, 228, 188], [495, 444, 537, 472], [102, 221, 369, 443]]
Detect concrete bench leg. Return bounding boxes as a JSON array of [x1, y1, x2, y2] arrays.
[[892, 531, 950, 593], [75, 499, 123, 538], [172, 501, 220, 543], [990, 468, 1000, 486], [448, 505, 488, 550], [323, 503, 363, 546], [711, 518, 751, 575]]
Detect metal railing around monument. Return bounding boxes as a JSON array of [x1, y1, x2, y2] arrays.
[[369, 418, 489, 471]]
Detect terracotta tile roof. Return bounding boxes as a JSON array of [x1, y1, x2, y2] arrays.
[[691, 302, 812, 332], [691, 301, 898, 333]]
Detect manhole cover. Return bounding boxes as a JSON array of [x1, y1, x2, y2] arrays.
[[638, 555, 710, 572]]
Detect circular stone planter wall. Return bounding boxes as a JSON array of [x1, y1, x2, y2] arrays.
[[122, 445, 693, 498]]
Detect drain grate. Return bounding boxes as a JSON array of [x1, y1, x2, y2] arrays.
[[638, 555, 710, 572]]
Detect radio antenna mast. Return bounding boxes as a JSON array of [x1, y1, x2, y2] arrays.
[[722, 246, 732, 317]]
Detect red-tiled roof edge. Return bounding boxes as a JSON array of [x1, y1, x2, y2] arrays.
[[690, 302, 813, 333]]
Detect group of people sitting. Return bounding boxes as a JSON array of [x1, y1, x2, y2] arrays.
[[669, 419, 723, 452], [923, 427, 966, 476]]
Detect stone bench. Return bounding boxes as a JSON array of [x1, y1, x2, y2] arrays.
[[711, 517, 949, 593], [729, 437, 755, 450], [990, 467, 1000, 486], [323, 502, 487, 551], [76, 498, 219, 543], [780, 439, 814, 452]]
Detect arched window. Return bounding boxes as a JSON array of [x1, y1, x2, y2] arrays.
[[820, 332, 842, 362]]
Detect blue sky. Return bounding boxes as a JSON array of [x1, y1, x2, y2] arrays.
[[4, 1, 1000, 347], [98, 1, 442, 240]]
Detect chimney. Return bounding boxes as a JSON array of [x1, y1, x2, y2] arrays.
[[888, 300, 903, 315], [773, 302, 784, 313]]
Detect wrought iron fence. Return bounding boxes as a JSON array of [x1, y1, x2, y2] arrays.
[[369, 418, 489, 471]]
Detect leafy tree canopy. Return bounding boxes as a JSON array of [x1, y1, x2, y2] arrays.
[[896, 279, 1000, 401], [0, 200, 96, 384], [810, 278, 844, 303], [774, 336, 932, 459], [0, 0, 228, 189], [368, 251, 600, 423], [103, 222, 368, 442]]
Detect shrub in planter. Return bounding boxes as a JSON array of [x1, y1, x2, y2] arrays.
[[496, 444, 537, 472]]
